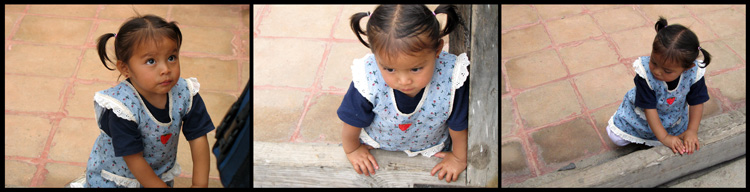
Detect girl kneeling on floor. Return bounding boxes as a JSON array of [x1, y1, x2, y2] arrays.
[[79, 14, 215, 188], [607, 16, 711, 156]]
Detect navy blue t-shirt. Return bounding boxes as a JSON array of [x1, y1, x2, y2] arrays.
[[633, 74, 709, 109], [99, 90, 215, 157], [337, 79, 470, 132]]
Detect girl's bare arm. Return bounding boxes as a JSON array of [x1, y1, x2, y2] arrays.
[[188, 135, 210, 187], [342, 122, 362, 154], [686, 103, 703, 133], [448, 129, 467, 161]]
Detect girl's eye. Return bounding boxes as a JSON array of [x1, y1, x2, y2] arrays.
[[146, 59, 155, 65], [411, 67, 422, 72], [168, 55, 176, 62], [384, 68, 394, 73]]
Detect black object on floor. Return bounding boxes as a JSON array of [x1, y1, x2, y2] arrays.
[[557, 163, 576, 171]]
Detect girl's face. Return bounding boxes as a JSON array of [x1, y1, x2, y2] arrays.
[[649, 52, 692, 82], [374, 41, 443, 98], [118, 37, 180, 102]]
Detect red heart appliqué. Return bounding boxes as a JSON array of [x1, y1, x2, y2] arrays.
[[398, 124, 411, 132], [667, 97, 675, 105], [160, 133, 172, 145]]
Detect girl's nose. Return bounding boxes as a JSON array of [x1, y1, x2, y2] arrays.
[[399, 76, 412, 85], [160, 63, 171, 75]]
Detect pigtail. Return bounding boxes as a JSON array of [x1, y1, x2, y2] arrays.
[[654, 16, 668, 32], [96, 33, 117, 71], [167, 21, 183, 47], [698, 47, 711, 68], [350, 12, 371, 48], [434, 4, 463, 38]]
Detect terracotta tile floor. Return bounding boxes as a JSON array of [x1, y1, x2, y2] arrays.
[[501, 4, 745, 186], [5, 5, 249, 187]]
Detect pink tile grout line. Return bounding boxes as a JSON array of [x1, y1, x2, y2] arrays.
[[289, 6, 344, 143], [252, 5, 355, 143], [501, 4, 632, 182]]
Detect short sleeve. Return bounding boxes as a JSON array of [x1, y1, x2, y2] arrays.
[[633, 57, 653, 90], [100, 108, 142, 157], [634, 75, 657, 109], [446, 75, 469, 131], [181, 93, 215, 141], [337, 82, 375, 128], [687, 77, 709, 106]]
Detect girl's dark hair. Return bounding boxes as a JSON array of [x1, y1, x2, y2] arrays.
[[96, 14, 182, 78], [350, 4, 464, 61], [653, 16, 711, 69]]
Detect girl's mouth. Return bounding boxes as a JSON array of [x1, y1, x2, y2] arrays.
[[159, 80, 172, 86]]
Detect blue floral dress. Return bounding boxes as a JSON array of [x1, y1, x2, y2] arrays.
[[84, 77, 199, 187], [350, 51, 470, 157], [608, 56, 705, 146]]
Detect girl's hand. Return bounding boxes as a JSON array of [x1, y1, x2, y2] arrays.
[[678, 131, 700, 155], [431, 152, 467, 183], [661, 135, 686, 155], [345, 144, 379, 176]]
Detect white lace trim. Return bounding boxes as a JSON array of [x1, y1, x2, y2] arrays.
[[695, 61, 705, 84], [185, 77, 200, 97], [94, 92, 136, 122], [633, 57, 653, 90], [696, 59, 706, 68], [451, 53, 470, 90], [633, 107, 647, 120], [389, 82, 430, 118], [66, 174, 87, 188], [184, 77, 200, 113], [100, 163, 181, 188], [358, 130, 381, 148], [351, 54, 374, 104], [607, 116, 662, 146], [359, 129, 445, 157], [403, 142, 444, 157]]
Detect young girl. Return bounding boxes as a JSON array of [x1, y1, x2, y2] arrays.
[[337, 5, 469, 183], [607, 16, 711, 156], [82, 14, 214, 188]]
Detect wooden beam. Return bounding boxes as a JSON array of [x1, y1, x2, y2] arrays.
[[466, 4, 499, 188], [253, 142, 466, 187]]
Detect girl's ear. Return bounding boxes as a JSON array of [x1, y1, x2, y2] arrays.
[[116, 60, 130, 78]]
